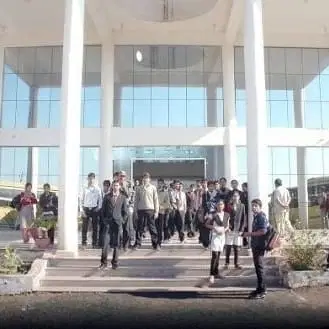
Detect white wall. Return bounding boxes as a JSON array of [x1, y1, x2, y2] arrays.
[[1, 127, 329, 147]]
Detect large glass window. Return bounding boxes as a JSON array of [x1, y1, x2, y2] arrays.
[[1, 46, 101, 128], [0, 147, 99, 193], [234, 47, 329, 129], [112, 146, 224, 180], [114, 46, 223, 128]]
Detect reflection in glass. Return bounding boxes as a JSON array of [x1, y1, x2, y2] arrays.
[[114, 45, 223, 128], [1, 45, 101, 128]]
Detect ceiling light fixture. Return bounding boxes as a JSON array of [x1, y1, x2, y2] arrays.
[[136, 50, 143, 62]]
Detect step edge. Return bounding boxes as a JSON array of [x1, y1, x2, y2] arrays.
[[41, 275, 281, 281]]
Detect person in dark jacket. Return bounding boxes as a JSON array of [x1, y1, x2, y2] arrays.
[[218, 177, 231, 203], [199, 181, 220, 249], [99, 181, 128, 270], [243, 198, 269, 299], [38, 183, 58, 245]]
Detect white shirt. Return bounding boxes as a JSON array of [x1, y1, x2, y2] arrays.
[[81, 185, 102, 211], [173, 190, 187, 213], [272, 185, 291, 213]]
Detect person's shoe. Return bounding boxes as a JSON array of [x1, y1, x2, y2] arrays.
[[112, 263, 118, 270], [235, 264, 243, 270], [249, 288, 266, 299], [133, 245, 140, 250], [223, 264, 229, 270], [209, 275, 215, 284], [98, 264, 108, 270], [81, 244, 87, 250]]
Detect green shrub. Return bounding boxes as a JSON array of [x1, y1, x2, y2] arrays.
[[0, 247, 23, 274], [283, 229, 325, 271]]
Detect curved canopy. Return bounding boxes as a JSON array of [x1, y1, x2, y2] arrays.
[[113, 0, 219, 22]]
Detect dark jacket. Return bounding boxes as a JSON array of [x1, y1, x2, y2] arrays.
[[102, 192, 128, 225], [218, 187, 231, 203], [226, 202, 246, 232], [251, 211, 269, 250], [206, 212, 230, 230], [39, 192, 58, 216], [202, 190, 220, 214]]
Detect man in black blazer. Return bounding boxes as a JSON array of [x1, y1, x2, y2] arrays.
[[99, 181, 128, 270]]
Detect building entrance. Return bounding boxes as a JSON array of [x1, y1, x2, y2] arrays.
[[131, 158, 206, 185]]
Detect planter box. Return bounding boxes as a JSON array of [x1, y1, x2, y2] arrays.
[[35, 238, 51, 249], [0, 259, 47, 295], [282, 269, 329, 289]]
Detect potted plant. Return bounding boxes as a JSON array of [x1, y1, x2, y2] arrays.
[[31, 217, 57, 249]]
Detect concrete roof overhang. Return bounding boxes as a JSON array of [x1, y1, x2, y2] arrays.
[[1, 0, 329, 90]]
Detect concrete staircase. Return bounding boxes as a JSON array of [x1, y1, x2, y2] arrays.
[[38, 235, 284, 293]]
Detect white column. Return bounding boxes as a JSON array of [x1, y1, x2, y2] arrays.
[[0, 47, 4, 128], [223, 43, 238, 182], [294, 88, 308, 227], [244, 0, 268, 222], [27, 87, 39, 194], [99, 41, 114, 183], [58, 0, 85, 255]]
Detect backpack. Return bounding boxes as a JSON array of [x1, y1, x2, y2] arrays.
[[10, 193, 22, 211], [265, 225, 280, 251]]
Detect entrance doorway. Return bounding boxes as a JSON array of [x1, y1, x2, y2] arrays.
[[131, 158, 206, 185]]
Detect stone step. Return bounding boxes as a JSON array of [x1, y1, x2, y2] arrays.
[[37, 285, 286, 293], [76, 248, 251, 258], [45, 265, 280, 278], [48, 255, 278, 267], [40, 275, 282, 290]]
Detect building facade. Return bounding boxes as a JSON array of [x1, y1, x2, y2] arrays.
[[1, 0, 329, 253]]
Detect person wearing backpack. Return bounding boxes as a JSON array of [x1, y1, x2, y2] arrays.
[[243, 198, 269, 299]]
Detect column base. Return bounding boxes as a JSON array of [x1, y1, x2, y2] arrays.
[[55, 250, 79, 258]]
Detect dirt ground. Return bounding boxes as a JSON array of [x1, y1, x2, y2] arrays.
[[0, 287, 329, 329]]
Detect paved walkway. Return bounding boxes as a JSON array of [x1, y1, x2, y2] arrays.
[[1, 288, 329, 328]]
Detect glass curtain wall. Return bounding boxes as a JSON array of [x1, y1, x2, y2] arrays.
[[234, 47, 329, 128], [114, 45, 223, 127], [1, 46, 101, 129]]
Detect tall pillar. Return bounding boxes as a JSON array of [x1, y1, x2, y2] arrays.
[[113, 83, 121, 127], [99, 41, 114, 183], [223, 43, 238, 183], [58, 0, 85, 255], [27, 87, 39, 194], [294, 88, 308, 228], [244, 0, 268, 223]]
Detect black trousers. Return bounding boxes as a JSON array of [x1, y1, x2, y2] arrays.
[[98, 216, 105, 248], [47, 227, 55, 244], [101, 221, 121, 266], [225, 245, 240, 265], [81, 207, 99, 247], [135, 210, 158, 248], [173, 210, 185, 242], [199, 224, 210, 248], [185, 209, 196, 236], [168, 210, 176, 237], [252, 248, 266, 291], [210, 251, 221, 276], [156, 212, 170, 246]]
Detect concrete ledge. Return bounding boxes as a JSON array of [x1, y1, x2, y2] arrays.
[[282, 269, 329, 289], [0, 258, 48, 295]]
